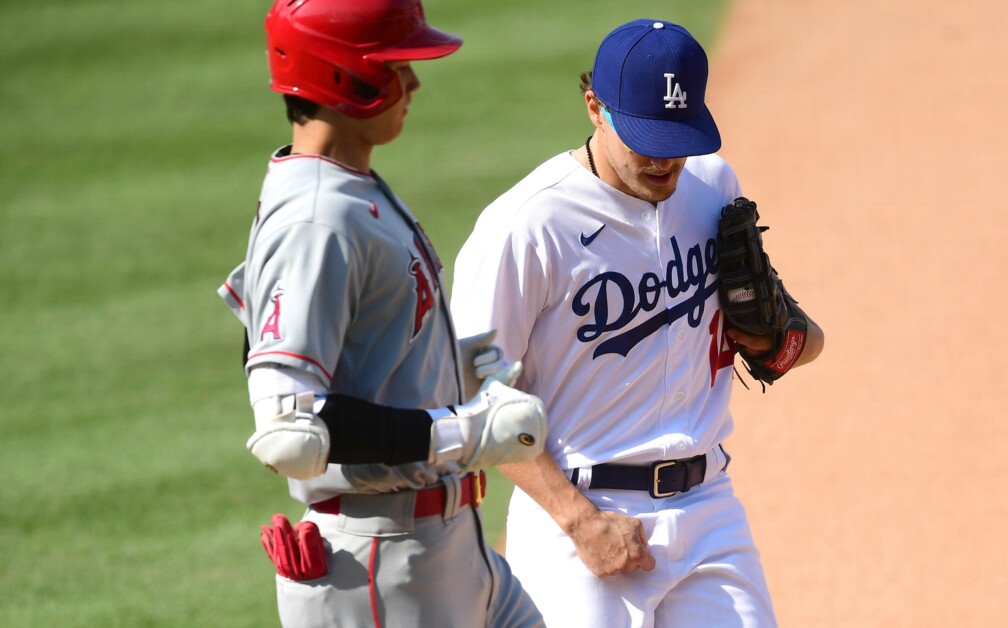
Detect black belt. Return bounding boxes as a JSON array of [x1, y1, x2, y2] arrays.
[[570, 447, 729, 498]]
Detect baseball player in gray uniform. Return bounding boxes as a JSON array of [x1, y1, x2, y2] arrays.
[[451, 20, 824, 627], [217, 1, 546, 626]]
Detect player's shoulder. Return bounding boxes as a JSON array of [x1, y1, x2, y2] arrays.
[[482, 152, 583, 220], [258, 150, 379, 233], [681, 153, 741, 199], [684, 152, 737, 182]]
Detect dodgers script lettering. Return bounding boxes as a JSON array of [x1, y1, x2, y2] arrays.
[[573, 236, 718, 358]]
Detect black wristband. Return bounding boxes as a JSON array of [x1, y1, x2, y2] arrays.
[[316, 394, 433, 466]]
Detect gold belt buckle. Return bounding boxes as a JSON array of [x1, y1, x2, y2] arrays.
[[651, 460, 679, 498], [472, 471, 485, 507]]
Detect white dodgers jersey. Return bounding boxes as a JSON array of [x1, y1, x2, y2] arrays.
[[451, 152, 742, 469]]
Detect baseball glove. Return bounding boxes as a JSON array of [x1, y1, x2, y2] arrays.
[[717, 197, 808, 386]]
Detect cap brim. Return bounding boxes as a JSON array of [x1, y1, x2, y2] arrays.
[[367, 26, 462, 62], [609, 107, 721, 159]]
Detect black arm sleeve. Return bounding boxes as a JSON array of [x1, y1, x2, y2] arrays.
[[316, 394, 435, 466]]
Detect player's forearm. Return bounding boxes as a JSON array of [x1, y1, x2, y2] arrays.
[[317, 394, 433, 464], [245, 363, 544, 479], [248, 392, 434, 478], [794, 315, 824, 367], [498, 451, 600, 535]]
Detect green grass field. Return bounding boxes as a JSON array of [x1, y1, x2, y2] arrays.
[[0, 1, 726, 624]]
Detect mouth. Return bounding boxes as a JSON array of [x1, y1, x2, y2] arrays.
[[643, 171, 675, 186]]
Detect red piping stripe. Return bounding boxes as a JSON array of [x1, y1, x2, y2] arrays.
[[270, 152, 372, 177], [368, 537, 382, 628], [223, 283, 244, 310], [246, 350, 333, 382]]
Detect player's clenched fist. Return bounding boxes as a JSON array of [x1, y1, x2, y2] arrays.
[[568, 509, 656, 577], [428, 362, 547, 473]]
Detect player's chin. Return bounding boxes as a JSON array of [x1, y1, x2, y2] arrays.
[[637, 181, 677, 203], [634, 172, 678, 201], [372, 123, 406, 146]]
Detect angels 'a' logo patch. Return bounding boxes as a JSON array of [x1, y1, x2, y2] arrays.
[[260, 282, 285, 341], [406, 228, 443, 340], [413, 225, 442, 285], [408, 254, 434, 339]]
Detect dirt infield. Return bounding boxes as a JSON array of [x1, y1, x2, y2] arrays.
[[708, 0, 1008, 625]]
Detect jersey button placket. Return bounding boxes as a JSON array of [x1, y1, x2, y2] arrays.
[[646, 207, 675, 437]]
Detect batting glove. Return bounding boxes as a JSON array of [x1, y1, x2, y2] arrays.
[[458, 329, 513, 398], [260, 514, 328, 581], [428, 362, 546, 472]]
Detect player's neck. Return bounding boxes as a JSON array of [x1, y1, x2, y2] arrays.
[[584, 134, 659, 206], [291, 120, 373, 172]]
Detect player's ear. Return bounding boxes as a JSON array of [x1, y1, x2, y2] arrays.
[[585, 91, 605, 129]]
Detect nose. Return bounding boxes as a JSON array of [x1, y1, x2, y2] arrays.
[[402, 66, 420, 94]]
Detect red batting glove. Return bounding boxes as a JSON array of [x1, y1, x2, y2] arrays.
[[260, 514, 328, 581]]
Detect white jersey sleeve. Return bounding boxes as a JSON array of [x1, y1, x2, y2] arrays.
[[451, 204, 550, 369]]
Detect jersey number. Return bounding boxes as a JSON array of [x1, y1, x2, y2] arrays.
[[708, 310, 736, 387]]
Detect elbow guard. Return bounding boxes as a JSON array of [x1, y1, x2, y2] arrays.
[[247, 393, 330, 480]]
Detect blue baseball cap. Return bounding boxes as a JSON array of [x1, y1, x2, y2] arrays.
[[591, 19, 721, 158]]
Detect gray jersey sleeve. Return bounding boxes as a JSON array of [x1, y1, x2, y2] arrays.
[[244, 221, 359, 384]]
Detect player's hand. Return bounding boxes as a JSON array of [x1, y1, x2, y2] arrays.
[[724, 328, 774, 356], [458, 329, 514, 398], [428, 362, 546, 472], [568, 509, 656, 577]]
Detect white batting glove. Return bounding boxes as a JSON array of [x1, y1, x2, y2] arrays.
[[428, 362, 546, 472], [458, 329, 514, 398], [247, 392, 330, 480]]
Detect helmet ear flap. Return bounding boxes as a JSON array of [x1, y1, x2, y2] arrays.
[[328, 62, 402, 118], [350, 76, 380, 102]]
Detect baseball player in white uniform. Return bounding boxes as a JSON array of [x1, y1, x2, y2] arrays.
[[217, 1, 547, 626], [451, 20, 824, 627]]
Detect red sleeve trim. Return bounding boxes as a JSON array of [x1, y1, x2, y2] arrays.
[[223, 282, 245, 310], [247, 350, 333, 383]]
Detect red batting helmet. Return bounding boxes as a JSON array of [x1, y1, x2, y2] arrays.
[[264, 0, 462, 118]]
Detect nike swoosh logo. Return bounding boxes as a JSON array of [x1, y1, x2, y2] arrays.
[[580, 224, 606, 246]]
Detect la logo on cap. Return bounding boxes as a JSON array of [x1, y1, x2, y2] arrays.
[[591, 18, 722, 158], [664, 73, 687, 109]]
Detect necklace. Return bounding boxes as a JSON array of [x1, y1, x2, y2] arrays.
[[584, 136, 599, 178]]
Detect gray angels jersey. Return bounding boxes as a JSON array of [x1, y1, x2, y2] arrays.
[[220, 146, 464, 502]]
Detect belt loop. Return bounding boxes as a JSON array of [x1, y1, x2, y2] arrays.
[[703, 444, 729, 483], [571, 466, 593, 491], [441, 473, 463, 522]]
